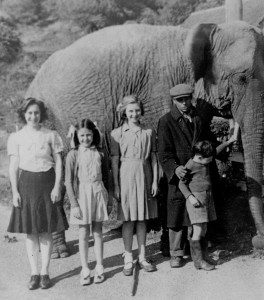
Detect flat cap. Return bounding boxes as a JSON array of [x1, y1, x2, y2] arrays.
[[170, 83, 194, 98]]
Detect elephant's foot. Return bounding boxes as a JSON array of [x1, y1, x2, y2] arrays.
[[51, 231, 70, 259], [252, 234, 264, 249], [57, 243, 70, 258], [51, 249, 60, 259]]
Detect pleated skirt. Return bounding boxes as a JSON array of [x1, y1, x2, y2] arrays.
[[7, 168, 69, 234]]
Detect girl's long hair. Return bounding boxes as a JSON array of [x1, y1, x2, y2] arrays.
[[72, 119, 101, 149]]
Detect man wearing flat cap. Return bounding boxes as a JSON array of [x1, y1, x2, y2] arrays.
[[157, 83, 209, 268]]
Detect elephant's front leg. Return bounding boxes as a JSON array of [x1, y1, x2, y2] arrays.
[[51, 230, 69, 259], [51, 186, 70, 259], [242, 130, 264, 249]]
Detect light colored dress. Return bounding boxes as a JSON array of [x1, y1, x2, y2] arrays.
[[111, 123, 157, 221], [69, 146, 108, 225], [7, 126, 63, 172]]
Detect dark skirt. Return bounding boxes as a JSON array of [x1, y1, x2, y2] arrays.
[[7, 168, 69, 234]]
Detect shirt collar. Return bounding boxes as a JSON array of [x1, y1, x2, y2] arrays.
[[79, 145, 96, 152], [171, 105, 195, 121], [122, 122, 142, 133]]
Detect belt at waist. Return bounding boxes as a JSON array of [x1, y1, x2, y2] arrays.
[[79, 179, 103, 184], [121, 157, 147, 164]]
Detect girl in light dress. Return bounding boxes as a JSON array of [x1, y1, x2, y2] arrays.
[[65, 119, 110, 285], [111, 95, 158, 276], [7, 98, 68, 290]]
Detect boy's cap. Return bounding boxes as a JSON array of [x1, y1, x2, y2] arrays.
[[170, 84, 194, 98]]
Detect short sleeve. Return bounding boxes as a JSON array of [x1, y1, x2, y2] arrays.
[[7, 133, 19, 156], [51, 131, 64, 154], [185, 159, 193, 170], [110, 128, 121, 156], [150, 129, 157, 152]]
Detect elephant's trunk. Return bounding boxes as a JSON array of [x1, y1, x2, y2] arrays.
[[239, 80, 264, 240]]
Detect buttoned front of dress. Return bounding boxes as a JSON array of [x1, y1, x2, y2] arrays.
[[119, 123, 152, 161], [77, 146, 102, 183]]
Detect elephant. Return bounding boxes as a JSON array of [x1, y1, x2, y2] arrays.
[[26, 21, 264, 248]]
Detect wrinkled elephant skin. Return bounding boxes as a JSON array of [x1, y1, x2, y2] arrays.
[[26, 22, 264, 248]]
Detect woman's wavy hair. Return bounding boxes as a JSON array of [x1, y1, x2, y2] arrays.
[[72, 118, 101, 149], [17, 98, 48, 124], [116, 95, 144, 126]]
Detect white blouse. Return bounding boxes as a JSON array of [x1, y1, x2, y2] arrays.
[[7, 126, 64, 172]]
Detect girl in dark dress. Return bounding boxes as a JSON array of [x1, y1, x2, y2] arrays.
[[7, 98, 68, 290]]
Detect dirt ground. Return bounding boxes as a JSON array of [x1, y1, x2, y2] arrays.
[[1, 200, 264, 300]]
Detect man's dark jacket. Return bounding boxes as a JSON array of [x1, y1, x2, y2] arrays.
[[157, 104, 209, 229]]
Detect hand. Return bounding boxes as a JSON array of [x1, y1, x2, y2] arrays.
[[227, 133, 237, 145], [175, 165, 188, 180], [114, 185, 121, 202], [188, 195, 201, 208], [51, 185, 61, 203], [12, 191, 21, 208], [151, 181, 158, 197], [72, 206, 83, 219]]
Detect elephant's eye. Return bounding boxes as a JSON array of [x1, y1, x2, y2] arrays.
[[230, 73, 249, 86], [238, 75, 248, 85]]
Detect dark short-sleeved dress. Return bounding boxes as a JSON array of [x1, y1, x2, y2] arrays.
[[179, 158, 216, 224], [7, 127, 69, 234], [111, 123, 157, 221]]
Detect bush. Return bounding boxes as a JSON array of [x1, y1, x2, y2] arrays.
[[0, 19, 21, 63]]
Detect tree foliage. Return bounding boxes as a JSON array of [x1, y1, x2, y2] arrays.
[[0, 0, 225, 28], [0, 18, 21, 63]]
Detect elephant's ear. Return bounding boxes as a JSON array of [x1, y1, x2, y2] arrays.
[[184, 23, 218, 82]]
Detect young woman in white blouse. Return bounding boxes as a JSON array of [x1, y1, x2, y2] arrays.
[[7, 98, 68, 290]]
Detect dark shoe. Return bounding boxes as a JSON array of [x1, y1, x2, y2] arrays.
[[170, 256, 185, 268], [39, 275, 52, 289], [139, 259, 157, 272], [28, 275, 40, 290], [200, 237, 217, 265], [190, 239, 215, 271]]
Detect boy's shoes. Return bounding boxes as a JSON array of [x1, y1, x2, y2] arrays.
[[28, 275, 40, 290], [139, 259, 157, 272], [39, 275, 52, 289], [170, 256, 185, 268]]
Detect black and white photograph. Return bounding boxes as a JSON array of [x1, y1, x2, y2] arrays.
[[1, 0, 264, 299]]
